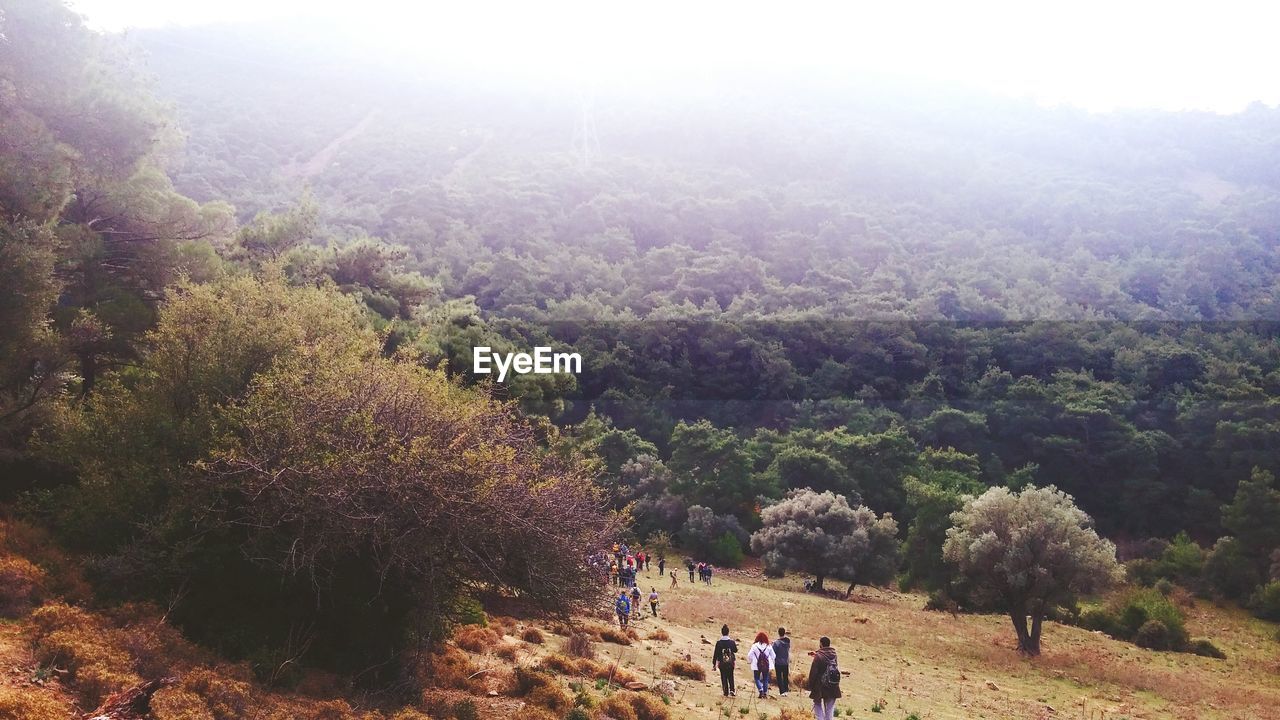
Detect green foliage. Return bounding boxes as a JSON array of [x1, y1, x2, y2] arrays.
[[1188, 638, 1226, 659], [1081, 588, 1190, 651], [1222, 468, 1280, 571], [708, 532, 746, 567], [1154, 532, 1205, 587], [1250, 581, 1280, 621], [1202, 536, 1261, 600]]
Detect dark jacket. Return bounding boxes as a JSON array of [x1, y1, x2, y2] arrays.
[[712, 637, 738, 668], [807, 647, 841, 700], [772, 636, 791, 665]]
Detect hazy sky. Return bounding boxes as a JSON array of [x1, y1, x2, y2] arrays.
[[69, 0, 1280, 114]]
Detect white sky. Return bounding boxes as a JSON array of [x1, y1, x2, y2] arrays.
[[69, 0, 1280, 114]]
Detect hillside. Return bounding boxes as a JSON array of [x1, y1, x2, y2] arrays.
[[6, 518, 1278, 720]]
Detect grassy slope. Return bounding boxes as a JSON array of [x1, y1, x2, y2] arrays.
[[547, 564, 1280, 720]]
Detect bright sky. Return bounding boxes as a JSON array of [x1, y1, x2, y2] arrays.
[[69, 0, 1280, 113]]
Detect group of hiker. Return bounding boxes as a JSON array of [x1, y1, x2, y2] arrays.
[[608, 543, 662, 588], [613, 585, 662, 626], [713, 625, 843, 719], [685, 558, 715, 585]]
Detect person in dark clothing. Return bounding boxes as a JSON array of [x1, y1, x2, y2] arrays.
[[807, 636, 841, 720], [773, 627, 792, 696], [686, 558, 696, 583], [711, 624, 738, 697], [658, 556, 666, 576]]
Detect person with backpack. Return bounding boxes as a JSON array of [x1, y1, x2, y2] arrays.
[[657, 556, 666, 576], [746, 631, 776, 698], [772, 627, 792, 696], [614, 591, 632, 629], [711, 624, 738, 697], [630, 585, 642, 618], [705, 564, 714, 585], [807, 636, 841, 720], [647, 587, 660, 616], [686, 558, 696, 583]]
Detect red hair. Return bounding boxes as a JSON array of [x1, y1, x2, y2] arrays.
[[754, 631, 769, 644]]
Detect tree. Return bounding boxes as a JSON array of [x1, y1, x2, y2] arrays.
[[669, 420, 773, 515], [750, 489, 898, 594], [682, 505, 749, 566], [943, 485, 1121, 655], [1221, 467, 1280, 574]]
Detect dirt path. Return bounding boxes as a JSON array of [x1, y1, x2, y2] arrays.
[[283, 108, 379, 180]]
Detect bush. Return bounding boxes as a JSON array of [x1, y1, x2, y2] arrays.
[[0, 553, 46, 617], [1250, 581, 1280, 621], [0, 686, 74, 720], [1154, 532, 1204, 586], [596, 694, 639, 720], [1134, 620, 1172, 650], [662, 658, 706, 681], [1082, 588, 1189, 651], [647, 629, 670, 642], [565, 633, 595, 659], [599, 627, 632, 646], [631, 692, 674, 720], [1125, 558, 1159, 587], [1154, 578, 1174, 597], [510, 667, 572, 714], [1189, 638, 1227, 659], [419, 645, 483, 692], [453, 626, 502, 654], [521, 627, 545, 644], [28, 603, 140, 707], [1203, 537, 1261, 600]]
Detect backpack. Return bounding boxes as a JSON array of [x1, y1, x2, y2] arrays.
[[821, 653, 841, 689], [718, 644, 735, 666], [756, 647, 770, 673]]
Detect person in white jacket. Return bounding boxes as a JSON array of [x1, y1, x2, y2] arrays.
[[746, 631, 777, 698]]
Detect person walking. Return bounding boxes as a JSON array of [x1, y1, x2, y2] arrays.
[[630, 585, 642, 619], [807, 636, 841, 720], [772, 627, 792, 696], [669, 570, 678, 589], [686, 558, 696, 583], [711, 625, 738, 697], [648, 587, 660, 617], [614, 590, 632, 629], [705, 564, 714, 585], [746, 632, 776, 698], [658, 556, 666, 576]]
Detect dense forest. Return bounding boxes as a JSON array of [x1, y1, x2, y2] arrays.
[[3, 0, 1280, 700], [128, 21, 1280, 541]]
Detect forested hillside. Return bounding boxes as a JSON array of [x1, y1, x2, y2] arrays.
[[129, 21, 1280, 544], [3, 4, 1280, 716]]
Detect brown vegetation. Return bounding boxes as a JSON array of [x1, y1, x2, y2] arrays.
[[521, 626, 545, 644], [661, 658, 705, 681]]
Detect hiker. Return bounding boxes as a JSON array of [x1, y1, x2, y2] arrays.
[[705, 563, 714, 585], [807, 636, 841, 720], [773, 627, 792, 696], [636, 550, 645, 573], [669, 570, 678, 589], [711, 625, 738, 697], [614, 590, 631, 629], [746, 631, 776, 698], [658, 556, 666, 576], [686, 558, 695, 583], [648, 587, 660, 616], [630, 585, 642, 618], [610, 562, 619, 586]]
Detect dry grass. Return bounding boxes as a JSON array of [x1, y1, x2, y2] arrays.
[[0, 686, 74, 720], [508, 667, 572, 714], [661, 658, 705, 681], [598, 627, 631, 645], [420, 645, 485, 693], [452, 625, 502, 654], [521, 626, 545, 644], [0, 553, 46, 617], [646, 629, 671, 642], [595, 692, 672, 720]]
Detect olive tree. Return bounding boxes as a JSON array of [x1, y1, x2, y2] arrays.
[[750, 489, 898, 595], [944, 485, 1121, 655]]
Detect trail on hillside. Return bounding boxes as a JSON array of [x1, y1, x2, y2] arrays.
[[283, 108, 379, 180]]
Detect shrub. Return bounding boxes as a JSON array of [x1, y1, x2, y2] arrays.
[[453, 625, 502, 654], [599, 627, 632, 645], [1189, 638, 1227, 659], [419, 645, 483, 692], [510, 668, 573, 714], [647, 629, 671, 642], [565, 632, 595, 659], [1202, 537, 1261, 600], [179, 669, 257, 720], [494, 644, 519, 661], [0, 553, 46, 617], [593, 663, 637, 686], [1154, 533, 1204, 586], [631, 692, 674, 720], [1134, 620, 1172, 650], [1154, 578, 1174, 597], [1083, 588, 1189, 651], [151, 687, 216, 720], [566, 708, 591, 720], [28, 603, 140, 707], [521, 627, 545, 644], [0, 686, 74, 720], [662, 658, 706, 681], [708, 532, 745, 567], [1125, 558, 1159, 587], [596, 694, 639, 720], [1250, 581, 1280, 621]]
